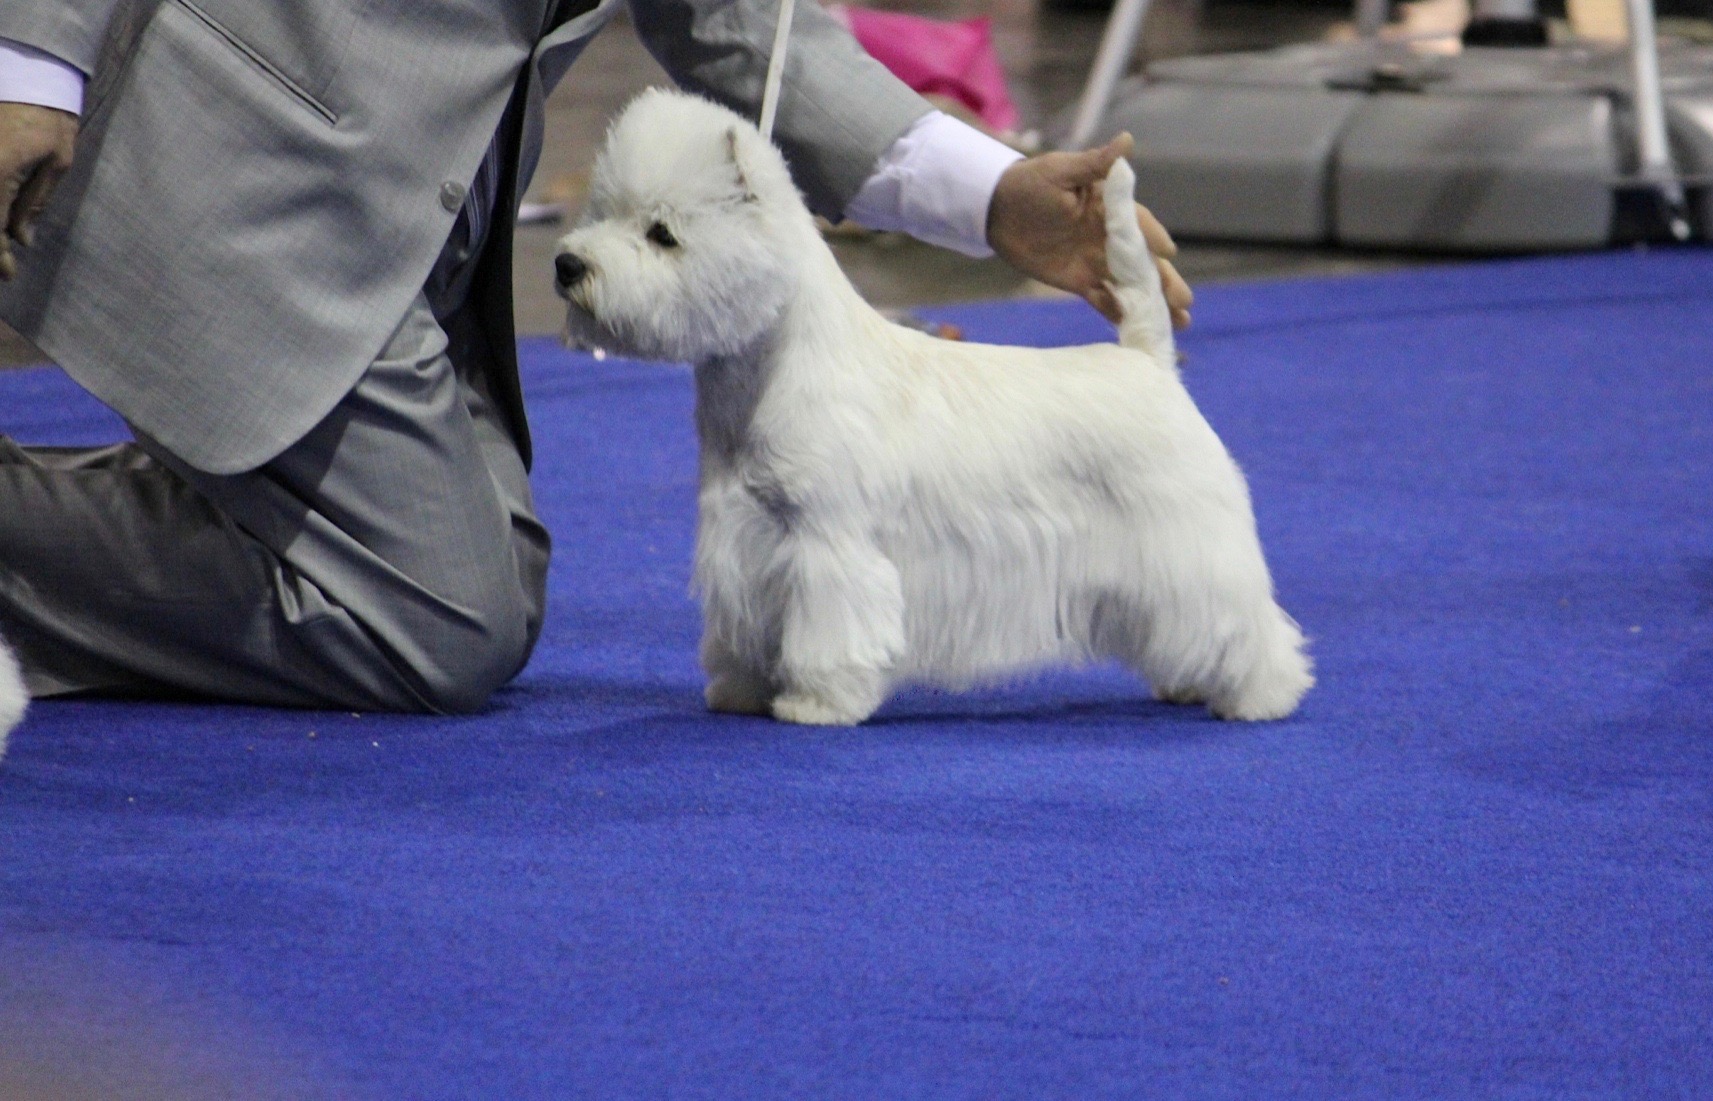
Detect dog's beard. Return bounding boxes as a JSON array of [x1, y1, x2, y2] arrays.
[[563, 300, 670, 362], [562, 270, 789, 364], [562, 297, 697, 365], [560, 299, 611, 354]]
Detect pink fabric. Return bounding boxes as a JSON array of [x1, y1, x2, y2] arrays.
[[829, 6, 1020, 133]]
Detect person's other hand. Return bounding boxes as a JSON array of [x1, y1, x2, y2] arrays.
[[0, 103, 78, 281], [986, 132, 1192, 328]]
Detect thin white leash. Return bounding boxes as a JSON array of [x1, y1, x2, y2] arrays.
[[757, 0, 797, 142]]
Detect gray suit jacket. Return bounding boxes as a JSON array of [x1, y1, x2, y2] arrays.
[[0, 0, 927, 473]]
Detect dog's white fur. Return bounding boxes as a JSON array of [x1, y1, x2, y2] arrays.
[[0, 634, 25, 758], [557, 89, 1313, 725]]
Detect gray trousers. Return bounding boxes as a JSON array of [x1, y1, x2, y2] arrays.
[[0, 294, 550, 713]]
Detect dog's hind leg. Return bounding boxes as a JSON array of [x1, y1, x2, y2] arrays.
[[1162, 599, 1312, 722], [1080, 592, 1206, 708], [1112, 598, 1309, 721], [1202, 603, 1314, 721], [1099, 530, 1313, 721], [769, 532, 904, 726]]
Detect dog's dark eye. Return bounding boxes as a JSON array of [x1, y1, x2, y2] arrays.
[[646, 221, 679, 249]]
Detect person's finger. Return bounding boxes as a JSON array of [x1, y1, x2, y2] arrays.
[[9, 161, 65, 248], [1134, 202, 1177, 259], [1157, 256, 1194, 313], [1082, 235, 1113, 287], [0, 169, 22, 241], [1171, 306, 1192, 331]]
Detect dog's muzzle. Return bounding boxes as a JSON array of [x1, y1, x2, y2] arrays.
[[555, 251, 590, 295]]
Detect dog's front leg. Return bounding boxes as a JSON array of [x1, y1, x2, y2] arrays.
[[771, 532, 905, 726], [701, 631, 775, 716]]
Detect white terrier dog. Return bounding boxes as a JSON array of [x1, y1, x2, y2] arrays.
[[556, 89, 1313, 725]]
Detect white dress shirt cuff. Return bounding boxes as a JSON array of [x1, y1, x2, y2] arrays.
[[0, 38, 86, 116], [843, 111, 1024, 259]]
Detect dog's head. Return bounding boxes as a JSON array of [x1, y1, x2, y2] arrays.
[[554, 89, 807, 363]]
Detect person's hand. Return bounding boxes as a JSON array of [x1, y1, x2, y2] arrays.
[[986, 132, 1192, 329], [0, 103, 79, 281]]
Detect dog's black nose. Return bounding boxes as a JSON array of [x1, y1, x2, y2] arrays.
[[555, 252, 589, 289]]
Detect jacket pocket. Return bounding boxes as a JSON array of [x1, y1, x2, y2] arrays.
[[171, 0, 342, 125]]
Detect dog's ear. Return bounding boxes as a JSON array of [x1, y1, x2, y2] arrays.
[[725, 126, 761, 204]]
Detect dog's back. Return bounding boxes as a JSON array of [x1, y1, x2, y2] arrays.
[[1101, 160, 1175, 365]]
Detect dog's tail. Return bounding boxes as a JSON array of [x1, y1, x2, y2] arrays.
[[1102, 157, 1175, 363]]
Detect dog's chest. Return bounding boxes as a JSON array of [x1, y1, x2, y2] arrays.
[[692, 357, 768, 460]]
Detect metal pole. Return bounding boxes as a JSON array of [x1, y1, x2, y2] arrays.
[[1472, 0, 1536, 17], [1623, 0, 1690, 238], [758, 0, 798, 142], [1354, 0, 1390, 39], [1064, 0, 1155, 150]]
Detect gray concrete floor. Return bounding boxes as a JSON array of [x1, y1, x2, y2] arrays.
[[3, 0, 1426, 369]]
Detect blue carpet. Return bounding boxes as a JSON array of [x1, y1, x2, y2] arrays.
[[1, 250, 1708, 1099]]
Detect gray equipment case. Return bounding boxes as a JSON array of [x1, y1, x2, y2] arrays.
[[1101, 42, 1713, 248]]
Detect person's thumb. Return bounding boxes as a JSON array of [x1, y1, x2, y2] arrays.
[[1063, 132, 1135, 186]]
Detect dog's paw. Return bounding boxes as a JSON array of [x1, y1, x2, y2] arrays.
[[1210, 695, 1298, 722], [771, 692, 871, 726], [1208, 668, 1314, 722], [705, 675, 773, 716], [1152, 685, 1205, 707]]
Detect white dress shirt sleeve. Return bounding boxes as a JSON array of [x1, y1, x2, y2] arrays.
[[842, 111, 1024, 259], [0, 38, 86, 115]]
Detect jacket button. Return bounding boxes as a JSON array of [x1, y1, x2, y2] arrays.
[[439, 181, 467, 212]]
